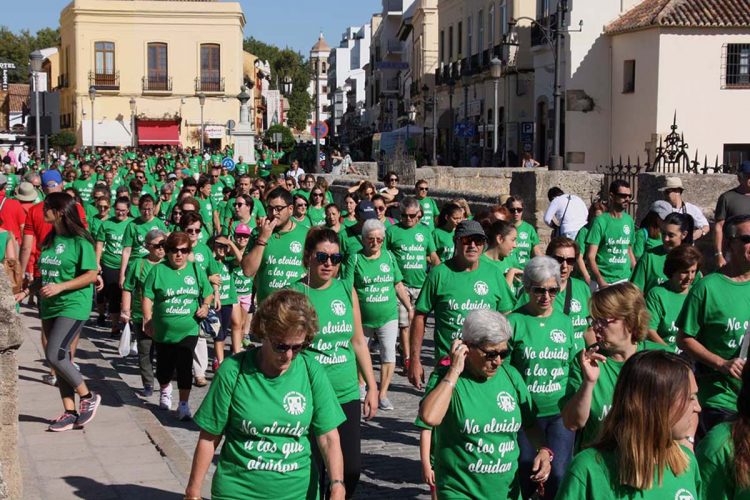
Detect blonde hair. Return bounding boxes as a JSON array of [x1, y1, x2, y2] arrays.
[[590, 282, 649, 343], [250, 290, 318, 344]]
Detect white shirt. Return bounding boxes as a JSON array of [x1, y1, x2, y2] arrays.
[[544, 194, 589, 239], [672, 201, 709, 229], [285, 167, 306, 181]]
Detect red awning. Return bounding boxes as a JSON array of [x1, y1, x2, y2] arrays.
[[137, 120, 180, 145]]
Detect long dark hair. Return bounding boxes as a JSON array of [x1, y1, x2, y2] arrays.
[[302, 227, 339, 268], [436, 203, 463, 228], [663, 212, 695, 246], [42, 192, 94, 249]]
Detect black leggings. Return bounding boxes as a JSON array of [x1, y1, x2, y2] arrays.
[[155, 336, 198, 390], [101, 265, 122, 314], [313, 399, 361, 499]]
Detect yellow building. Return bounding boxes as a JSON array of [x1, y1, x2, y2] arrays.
[[57, 0, 245, 149]]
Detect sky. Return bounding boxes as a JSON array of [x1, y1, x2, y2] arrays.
[[4, 0, 382, 54]]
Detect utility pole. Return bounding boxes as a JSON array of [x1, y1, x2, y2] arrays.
[[550, 0, 568, 170], [314, 57, 321, 173]]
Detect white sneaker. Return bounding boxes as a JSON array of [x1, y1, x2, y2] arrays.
[[129, 341, 138, 356], [159, 385, 173, 410], [177, 401, 192, 421]]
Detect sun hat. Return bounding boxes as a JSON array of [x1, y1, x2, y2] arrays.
[[658, 177, 684, 192], [15, 182, 38, 202]]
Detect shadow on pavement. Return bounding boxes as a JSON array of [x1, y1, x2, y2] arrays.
[[63, 475, 183, 499]]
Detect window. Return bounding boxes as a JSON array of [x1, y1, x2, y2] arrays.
[[537, 0, 551, 19], [489, 5, 495, 47], [478, 10, 484, 54], [200, 43, 221, 91], [147, 43, 168, 90], [95, 42, 115, 75], [623, 59, 635, 93], [457, 22, 462, 56], [500, 1, 508, 36], [467, 16, 473, 56], [726, 43, 750, 88], [449, 26, 454, 60], [440, 30, 445, 65]]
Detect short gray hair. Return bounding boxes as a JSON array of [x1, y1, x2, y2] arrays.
[[462, 309, 512, 346], [145, 228, 167, 244], [361, 219, 386, 239], [522, 256, 562, 290], [400, 196, 420, 214]]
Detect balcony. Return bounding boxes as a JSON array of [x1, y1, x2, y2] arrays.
[[57, 74, 68, 89], [470, 54, 480, 74], [195, 76, 225, 93], [89, 71, 119, 91], [142, 76, 173, 93], [386, 40, 403, 55], [532, 14, 557, 48]]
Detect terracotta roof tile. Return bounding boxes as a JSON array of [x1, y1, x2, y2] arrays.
[[7, 84, 29, 113], [606, 0, 750, 34]]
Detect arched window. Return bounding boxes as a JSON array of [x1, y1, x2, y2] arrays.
[[147, 43, 168, 90], [200, 44, 221, 91]]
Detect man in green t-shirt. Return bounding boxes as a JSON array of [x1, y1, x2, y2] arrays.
[[72, 162, 98, 203], [585, 179, 636, 289], [415, 179, 438, 230], [677, 214, 750, 436]]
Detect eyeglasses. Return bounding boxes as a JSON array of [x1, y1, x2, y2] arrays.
[[460, 235, 486, 246], [270, 341, 309, 354], [553, 255, 576, 266], [234, 202, 246, 208], [268, 204, 290, 213], [367, 236, 384, 244], [388, 178, 398, 182], [168, 247, 191, 255], [402, 212, 420, 219], [510, 207, 524, 213], [294, 203, 307, 209], [374, 206, 386, 212], [613, 192, 632, 199], [531, 286, 560, 297], [235, 233, 250, 239], [469, 344, 510, 362], [315, 252, 343, 265], [97, 205, 110, 210], [591, 317, 616, 330], [185, 228, 201, 235], [732, 234, 750, 244], [149, 242, 165, 249], [417, 186, 429, 192]]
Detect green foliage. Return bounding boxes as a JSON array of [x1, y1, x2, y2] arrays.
[[265, 124, 295, 150], [0, 26, 61, 83], [49, 130, 76, 150], [243, 37, 312, 132]]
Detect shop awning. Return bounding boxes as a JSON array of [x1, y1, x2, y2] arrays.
[[137, 120, 180, 145]]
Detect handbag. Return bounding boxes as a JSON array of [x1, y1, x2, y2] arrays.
[[200, 307, 221, 339], [118, 322, 132, 357]]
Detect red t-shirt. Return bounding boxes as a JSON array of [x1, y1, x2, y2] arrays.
[[24, 201, 88, 277], [0, 193, 28, 243]]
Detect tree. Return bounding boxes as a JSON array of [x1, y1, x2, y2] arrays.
[[0, 26, 61, 83], [264, 124, 295, 151], [49, 130, 76, 150]]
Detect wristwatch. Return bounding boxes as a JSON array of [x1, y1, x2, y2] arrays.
[[329, 479, 345, 490]]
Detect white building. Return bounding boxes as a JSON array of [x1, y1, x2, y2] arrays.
[[328, 24, 371, 136], [308, 33, 331, 133]]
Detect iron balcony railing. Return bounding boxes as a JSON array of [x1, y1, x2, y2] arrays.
[[89, 71, 119, 90], [142, 76, 173, 92], [195, 76, 225, 93]]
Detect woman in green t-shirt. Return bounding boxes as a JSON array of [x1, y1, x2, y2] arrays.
[[291, 194, 312, 228], [307, 187, 327, 227], [209, 236, 242, 369], [633, 209, 663, 261], [186, 290, 346, 500], [325, 203, 341, 233], [558, 350, 701, 499], [574, 200, 605, 285], [432, 202, 464, 262], [483, 220, 523, 289], [646, 245, 703, 352], [419, 309, 552, 499], [340, 194, 358, 228], [291, 228, 379, 498], [31, 193, 102, 432], [505, 196, 542, 269]]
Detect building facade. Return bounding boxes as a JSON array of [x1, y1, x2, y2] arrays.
[[308, 33, 331, 135], [327, 24, 372, 139], [57, 0, 245, 149]]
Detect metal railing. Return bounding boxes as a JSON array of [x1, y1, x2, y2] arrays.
[[89, 71, 119, 90], [195, 76, 225, 93], [142, 76, 173, 92]]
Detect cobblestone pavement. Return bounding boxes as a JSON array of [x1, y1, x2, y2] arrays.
[[87, 316, 438, 499]]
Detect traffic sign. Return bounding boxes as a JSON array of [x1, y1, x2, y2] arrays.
[[221, 157, 236, 171], [311, 121, 329, 139]]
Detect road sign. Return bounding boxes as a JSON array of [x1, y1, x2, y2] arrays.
[[226, 119, 236, 131], [311, 121, 329, 139], [221, 157, 236, 171]]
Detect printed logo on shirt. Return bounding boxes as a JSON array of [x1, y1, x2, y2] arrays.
[[55, 243, 65, 255], [496, 391, 516, 412], [184, 275, 196, 286], [674, 489, 695, 500], [473, 281, 489, 296], [623, 225, 631, 236], [570, 299, 582, 313], [195, 253, 205, 263], [550, 329, 567, 344], [331, 299, 347, 316], [283, 391, 306, 416], [379, 263, 390, 273], [415, 233, 425, 243], [290, 241, 302, 253]]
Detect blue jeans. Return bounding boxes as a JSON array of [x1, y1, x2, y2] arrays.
[[518, 414, 575, 500]]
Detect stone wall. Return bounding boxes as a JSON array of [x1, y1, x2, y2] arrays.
[[0, 270, 22, 500]]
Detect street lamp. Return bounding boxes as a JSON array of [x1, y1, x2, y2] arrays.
[[129, 97, 137, 148], [461, 73, 471, 167], [311, 56, 321, 172], [282, 76, 293, 96], [197, 92, 206, 153], [490, 57, 503, 165], [88, 85, 97, 150], [29, 51, 43, 158]]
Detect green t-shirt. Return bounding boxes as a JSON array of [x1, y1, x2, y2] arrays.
[[418, 196, 438, 229], [192, 242, 222, 276], [250, 223, 307, 304], [585, 212, 635, 283], [557, 447, 701, 500], [292, 215, 312, 229], [96, 216, 133, 269], [72, 175, 97, 203], [508, 307, 575, 417], [228, 257, 253, 296], [510, 221, 540, 269], [338, 224, 364, 260], [289, 279, 359, 404], [696, 421, 750, 500], [307, 206, 326, 227], [210, 183, 225, 207], [633, 228, 662, 261], [415, 258, 515, 363], [386, 223, 437, 288], [39, 235, 97, 321], [676, 273, 750, 411], [564, 340, 667, 449], [342, 250, 403, 328], [424, 364, 535, 499], [122, 217, 168, 259], [631, 245, 668, 295], [646, 284, 688, 353], [122, 257, 161, 322], [193, 349, 345, 500], [142, 262, 212, 343], [432, 227, 455, 262], [216, 258, 238, 306]]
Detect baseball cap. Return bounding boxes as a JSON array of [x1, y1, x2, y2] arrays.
[[167, 172, 177, 180], [454, 220, 486, 241], [234, 223, 252, 236], [649, 200, 674, 220], [740, 161, 750, 175], [355, 201, 378, 220], [41, 170, 63, 188]]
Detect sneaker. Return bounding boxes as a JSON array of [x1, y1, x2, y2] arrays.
[[142, 385, 153, 398], [241, 335, 252, 348], [159, 385, 173, 410], [177, 401, 192, 421], [76, 392, 101, 427], [129, 341, 138, 356], [42, 374, 58, 386], [48, 412, 78, 432], [378, 398, 395, 411], [212, 358, 220, 372], [72, 362, 80, 372], [96, 315, 106, 327], [194, 377, 208, 387], [359, 384, 366, 402]]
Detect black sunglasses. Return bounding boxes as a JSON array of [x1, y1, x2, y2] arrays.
[[733, 234, 750, 244], [510, 207, 523, 213], [532, 286, 560, 296], [315, 252, 343, 265], [149, 242, 165, 250], [470, 344, 510, 361], [271, 341, 309, 354], [168, 247, 190, 255], [460, 235, 486, 246], [553, 256, 576, 266]]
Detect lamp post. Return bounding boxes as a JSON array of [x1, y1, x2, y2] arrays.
[[312, 57, 321, 173], [406, 103, 416, 156], [88, 85, 96, 150], [490, 58, 503, 166], [421, 84, 429, 162], [129, 97, 137, 148], [281, 75, 293, 126], [29, 51, 43, 158], [461, 73, 471, 167], [448, 75, 455, 166], [198, 92, 206, 153]]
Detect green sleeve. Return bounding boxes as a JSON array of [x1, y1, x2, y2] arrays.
[[530, 226, 540, 246], [390, 251, 404, 283], [695, 434, 732, 500], [198, 265, 213, 301], [206, 256, 223, 276], [630, 252, 649, 291], [79, 239, 98, 272], [341, 254, 355, 282], [426, 233, 437, 254], [193, 353, 243, 436], [633, 229, 646, 260], [142, 265, 157, 300], [498, 276, 515, 314], [304, 354, 346, 435], [122, 259, 139, 293], [121, 221, 136, 248], [414, 369, 444, 429], [94, 222, 106, 243], [555, 462, 590, 500], [675, 280, 707, 337], [585, 216, 604, 247], [414, 268, 438, 314], [645, 288, 663, 331]]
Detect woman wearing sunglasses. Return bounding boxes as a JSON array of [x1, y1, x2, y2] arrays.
[[121, 229, 167, 398], [221, 193, 255, 235], [186, 290, 346, 500], [142, 231, 213, 421], [561, 282, 667, 450], [307, 188, 327, 227], [504, 196, 542, 269], [290, 228, 379, 498], [507, 256, 575, 499], [419, 310, 552, 499], [291, 194, 313, 229]]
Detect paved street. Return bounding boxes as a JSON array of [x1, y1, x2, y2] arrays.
[[17, 303, 437, 499]]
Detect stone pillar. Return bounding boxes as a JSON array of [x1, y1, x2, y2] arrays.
[[0, 270, 23, 500], [232, 86, 256, 166]]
